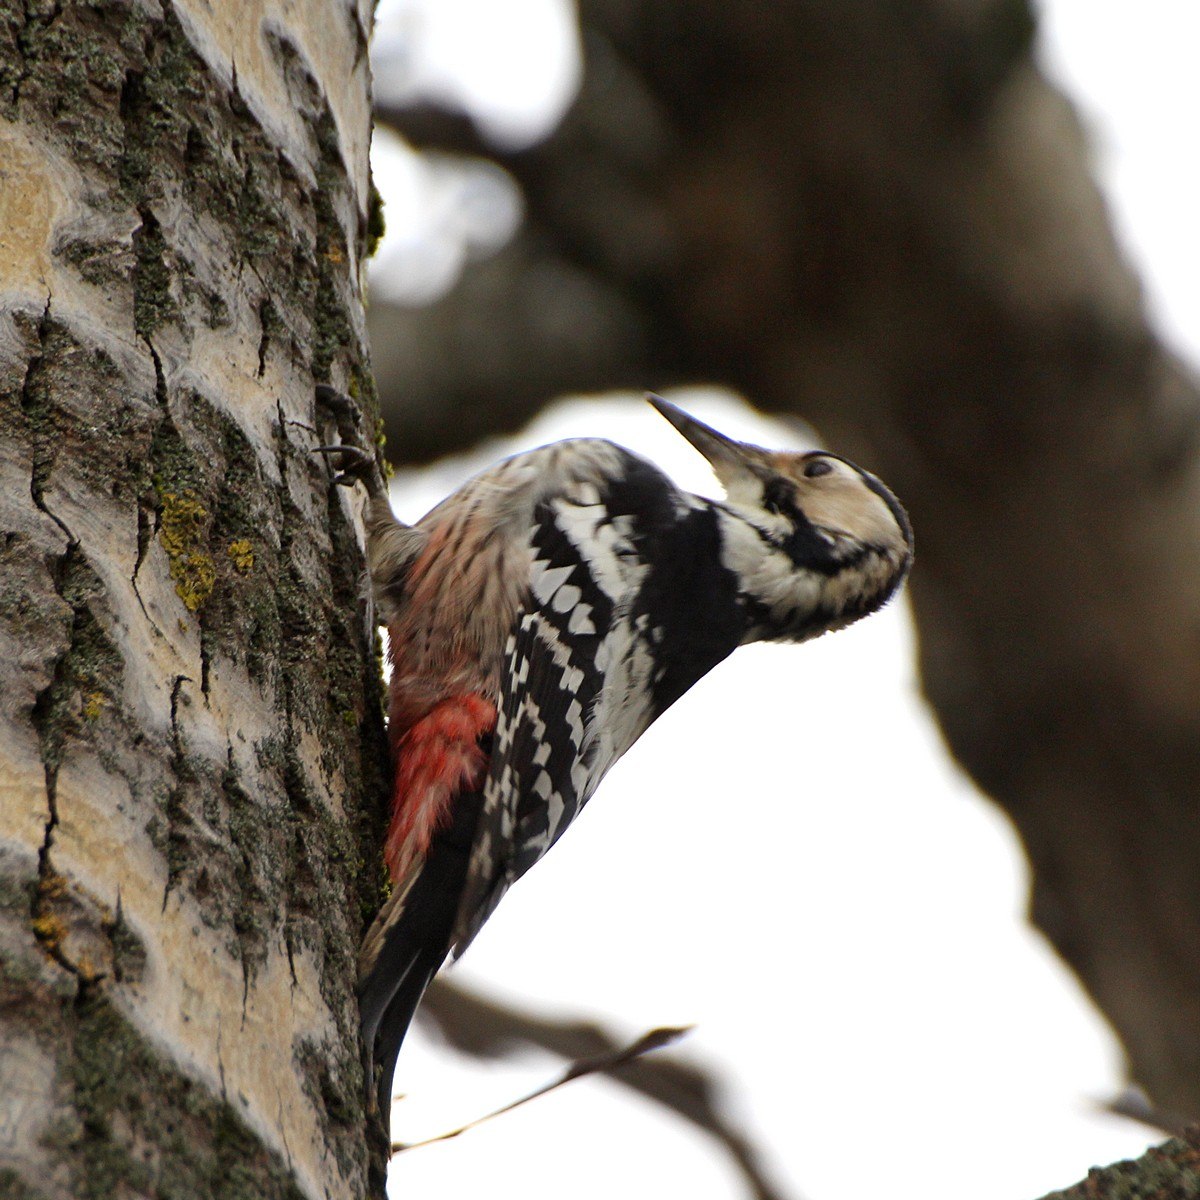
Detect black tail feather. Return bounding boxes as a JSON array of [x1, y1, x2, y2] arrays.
[[371, 958, 438, 1122], [358, 790, 484, 1133]]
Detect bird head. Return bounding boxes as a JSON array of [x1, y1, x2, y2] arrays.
[[648, 394, 913, 629]]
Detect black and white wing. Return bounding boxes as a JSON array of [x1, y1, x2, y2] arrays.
[[451, 454, 749, 951]]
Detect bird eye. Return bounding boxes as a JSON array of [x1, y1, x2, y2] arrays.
[[803, 458, 834, 479]]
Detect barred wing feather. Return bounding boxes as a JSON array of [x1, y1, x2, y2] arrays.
[[451, 488, 638, 950]]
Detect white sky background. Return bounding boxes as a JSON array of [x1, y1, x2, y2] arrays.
[[366, 3, 1200, 1197]]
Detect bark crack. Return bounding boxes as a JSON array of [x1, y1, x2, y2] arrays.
[[216, 1014, 228, 1100], [130, 499, 156, 624], [272, 395, 331, 1004], [31, 706, 74, 976], [285, 931, 298, 987], [161, 672, 192, 909], [28, 536, 94, 986], [131, 345, 167, 623], [257, 297, 273, 377], [20, 293, 74, 544], [200, 630, 212, 698], [21, 291, 93, 979], [276, 1089, 295, 1171]]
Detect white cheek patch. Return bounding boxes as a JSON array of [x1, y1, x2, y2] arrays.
[[717, 514, 821, 621], [717, 472, 765, 508]]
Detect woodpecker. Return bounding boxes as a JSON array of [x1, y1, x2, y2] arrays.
[[317, 391, 912, 1130]]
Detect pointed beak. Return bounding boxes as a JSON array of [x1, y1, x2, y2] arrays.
[[646, 394, 770, 478]]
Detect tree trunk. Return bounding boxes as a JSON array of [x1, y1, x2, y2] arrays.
[[0, 1, 387, 1195]]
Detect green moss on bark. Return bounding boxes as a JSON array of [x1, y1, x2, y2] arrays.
[[1039, 1130, 1200, 1199], [60, 993, 310, 1200], [30, 547, 125, 776], [0, 1168, 52, 1200], [132, 207, 178, 339]]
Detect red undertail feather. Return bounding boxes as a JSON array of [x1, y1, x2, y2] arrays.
[[385, 694, 497, 882]]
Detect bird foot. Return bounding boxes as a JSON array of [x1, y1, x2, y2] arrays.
[[314, 441, 376, 488], [313, 384, 386, 497]]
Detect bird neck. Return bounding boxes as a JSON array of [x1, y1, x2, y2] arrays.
[[712, 505, 906, 644]]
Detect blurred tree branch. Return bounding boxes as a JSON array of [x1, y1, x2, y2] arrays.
[[420, 979, 797, 1200], [395, 1019, 694, 1152], [371, 0, 1200, 1184], [421, 978, 1198, 1200]]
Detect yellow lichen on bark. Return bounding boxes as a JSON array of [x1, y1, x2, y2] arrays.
[[158, 491, 217, 612]]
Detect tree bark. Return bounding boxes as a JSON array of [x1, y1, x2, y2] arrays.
[[373, 0, 1200, 1122], [0, 1, 387, 1195], [1037, 1127, 1200, 1200]]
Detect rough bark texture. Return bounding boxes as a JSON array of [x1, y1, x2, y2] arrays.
[[0, 1, 388, 1195], [372, 0, 1200, 1127], [1037, 1127, 1200, 1200]]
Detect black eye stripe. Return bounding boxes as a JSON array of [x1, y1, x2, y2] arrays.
[[763, 479, 792, 514]]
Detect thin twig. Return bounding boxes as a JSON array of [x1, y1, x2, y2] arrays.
[[393, 1024, 693, 1152], [415, 979, 802, 1200]]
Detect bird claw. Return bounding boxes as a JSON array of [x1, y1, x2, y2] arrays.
[[315, 442, 375, 488], [313, 384, 386, 493]]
